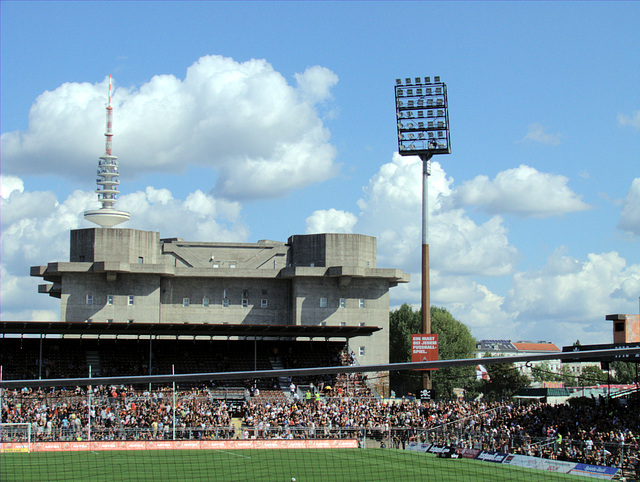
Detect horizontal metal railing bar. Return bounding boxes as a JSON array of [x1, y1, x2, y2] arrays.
[[2, 347, 639, 389]]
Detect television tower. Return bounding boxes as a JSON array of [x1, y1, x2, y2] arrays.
[[84, 74, 130, 228]]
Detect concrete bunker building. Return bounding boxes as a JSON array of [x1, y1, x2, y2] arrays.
[[32, 228, 410, 368]]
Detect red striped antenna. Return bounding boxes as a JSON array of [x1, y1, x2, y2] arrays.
[[105, 74, 113, 156]]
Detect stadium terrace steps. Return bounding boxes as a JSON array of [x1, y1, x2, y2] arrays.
[[85, 351, 101, 377]]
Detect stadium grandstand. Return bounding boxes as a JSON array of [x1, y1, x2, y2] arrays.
[[3, 231, 640, 479]]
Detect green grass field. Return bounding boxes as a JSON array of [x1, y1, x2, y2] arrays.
[[1, 448, 587, 481]]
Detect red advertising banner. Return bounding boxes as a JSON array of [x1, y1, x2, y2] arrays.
[[412, 334, 438, 371], [0, 439, 359, 453]]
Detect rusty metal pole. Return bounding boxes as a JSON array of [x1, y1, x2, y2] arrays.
[[421, 154, 432, 390]]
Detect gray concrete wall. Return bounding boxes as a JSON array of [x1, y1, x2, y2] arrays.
[[61, 272, 161, 323], [71, 228, 161, 264], [288, 234, 376, 269], [159, 277, 291, 325], [160, 240, 288, 270], [291, 276, 390, 365]]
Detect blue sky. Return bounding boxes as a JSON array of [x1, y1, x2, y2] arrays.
[[2, 1, 639, 348]]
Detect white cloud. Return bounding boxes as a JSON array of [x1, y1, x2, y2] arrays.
[[617, 178, 640, 237], [618, 110, 640, 130], [310, 152, 639, 347], [450, 164, 591, 218], [1, 55, 339, 200], [306, 208, 357, 234], [295, 66, 339, 105], [1, 175, 24, 199], [0, 176, 250, 321], [354, 154, 518, 275], [520, 123, 562, 145], [505, 250, 640, 343]]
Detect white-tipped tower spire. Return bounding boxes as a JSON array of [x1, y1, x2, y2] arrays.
[[84, 75, 130, 228]]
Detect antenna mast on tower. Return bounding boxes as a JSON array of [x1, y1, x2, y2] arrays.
[[84, 74, 130, 228]]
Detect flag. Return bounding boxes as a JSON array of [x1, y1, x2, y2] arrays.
[[476, 364, 490, 381]]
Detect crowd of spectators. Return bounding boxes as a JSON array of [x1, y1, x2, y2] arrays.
[[3, 339, 640, 472], [4, 383, 640, 469]]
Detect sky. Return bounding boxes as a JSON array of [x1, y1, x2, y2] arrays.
[[1, 1, 639, 349]]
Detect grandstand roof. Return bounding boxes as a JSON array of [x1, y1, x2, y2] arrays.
[[0, 321, 380, 340]]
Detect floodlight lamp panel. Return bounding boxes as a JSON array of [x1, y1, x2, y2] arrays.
[[425, 77, 431, 83], [434, 76, 440, 82], [405, 78, 411, 84], [396, 79, 402, 85]]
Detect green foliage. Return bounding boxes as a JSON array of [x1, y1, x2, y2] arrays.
[[388, 304, 476, 400], [530, 361, 561, 383], [430, 306, 477, 399], [611, 361, 639, 384], [530, 363, 576, 386], [578, 365, 608, 385], [480, 361, 530, 402], [558, 365, 578, 386]]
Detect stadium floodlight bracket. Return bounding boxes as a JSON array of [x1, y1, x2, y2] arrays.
[[395, 76, 451, 157]]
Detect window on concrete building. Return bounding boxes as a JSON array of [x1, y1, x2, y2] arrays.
[[339, 298, 346, 308], [359, 346, 365, 356], [359, 298, 365, 308], [86, 319, 92, 324], [138, 257, 144, 264], [183, 298, 190, 307], [107, 319, 113, 324], [86, 294, 93, 305], [243, 290, 249, 298], [222, 298, 229, 308], [212, 263, 219, 268], [128, 319, 134, 324], [242, 298, 249, 308], [340, 322, 346, 327], [203, 297, 209, 307], [262, 289, 268, 296], [359, 322, 365, 327], [261, 299, 268, 308], [107, 295, 114, 305], [229, 263, 237, 269], [320, 297, 327, 308], [128, 295, 134, 306], [321, 322, 326, 326]]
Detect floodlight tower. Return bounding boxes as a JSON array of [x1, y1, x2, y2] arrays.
[[394, 76, 451, 389], [84, 75, 130, 228]]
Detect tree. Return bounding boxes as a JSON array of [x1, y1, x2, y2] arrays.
[[389, 304, 421, 397], [389, 304, 476, 399], [578, 365, 608, 386], [558, 365, 577, 387], [430, 307, 477, 399], [530, 363, 575, 386], [480, 360, 530, 401], [531, 361, 562, 383], [612, 361, 639, 384]]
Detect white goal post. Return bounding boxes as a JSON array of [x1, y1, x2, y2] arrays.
[[1, 423, 32, 453]]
